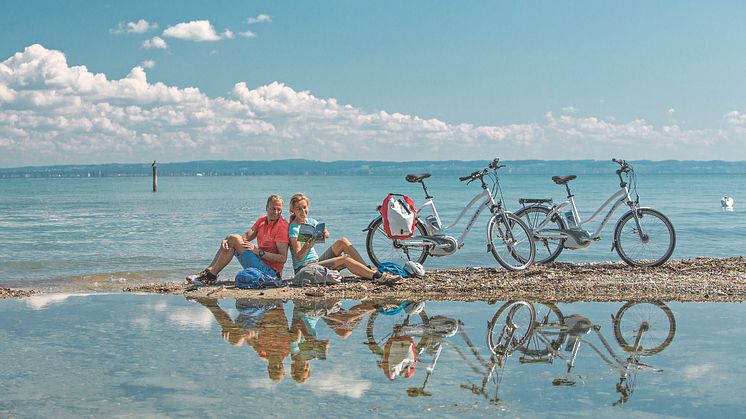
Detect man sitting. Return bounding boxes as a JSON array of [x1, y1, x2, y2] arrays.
[[187, 195, 290, 284]]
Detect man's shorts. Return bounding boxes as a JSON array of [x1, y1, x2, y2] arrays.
[[236, 250, 278, 277]]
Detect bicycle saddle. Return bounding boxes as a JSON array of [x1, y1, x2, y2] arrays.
[[552, 175, 577, 185], [405, 173, 431, 183]]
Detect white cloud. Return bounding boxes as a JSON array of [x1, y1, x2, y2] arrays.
[[725, 110, 746, 126], [247, 14, 272, 24], [141, 60, 155, 69], [223, 30, 235, 40], [142, 36, 168, 49], [162, 20, 227, 42], [111, 19, 158, 34], [666, 108, 676, 115], [1, 44, 745, 166], [562, 106, 577, 113], [239, 30, 257, 39]]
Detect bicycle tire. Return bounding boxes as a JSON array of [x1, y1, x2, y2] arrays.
[[366, 305, 430, 356], [487, 213, 536, 271], [519, 303, 567, 357], [613, 301, 676, 356], [614, 208, 676, 267], [487, 301, 536, 355], [365, 217, 429, 268], [514, 205, 566, 264]]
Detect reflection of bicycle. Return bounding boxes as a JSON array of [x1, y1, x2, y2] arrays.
[[517, 301, 676, 406], [364, 159, 536, 271], [457, 301, 536, 405], [515, 159, 676, 267]]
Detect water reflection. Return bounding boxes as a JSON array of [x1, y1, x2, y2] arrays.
[[489, 301, 677, 406], [193, 297, 676, 407]]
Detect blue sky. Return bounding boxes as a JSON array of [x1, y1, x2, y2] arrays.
[[1, 1, 746, 166]]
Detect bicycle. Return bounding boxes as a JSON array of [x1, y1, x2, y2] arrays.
[[516, 301, 676, 406], [364, 158, 536, 271], [515, 158, 676, 267]]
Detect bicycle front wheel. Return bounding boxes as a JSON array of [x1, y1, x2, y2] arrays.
[[365, 217, 429, 267], [514, 205, 566, 264], [487, 213, 536, 271], [519, 303, 566, 357], [614, 208, 676, 267], [488, 301, 536, 355], [613, 301, 676, 356]]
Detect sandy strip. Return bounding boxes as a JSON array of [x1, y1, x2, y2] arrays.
[[4, 257, 746, 302]]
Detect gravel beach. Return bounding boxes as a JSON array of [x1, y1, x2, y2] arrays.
[[4, 257, 745, 302]]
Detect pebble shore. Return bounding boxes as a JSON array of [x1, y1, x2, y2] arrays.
[[4, 257, 746, 302]]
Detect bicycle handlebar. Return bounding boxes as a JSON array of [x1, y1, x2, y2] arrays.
[[460, 158, 505, 182], [612, 158, 631, 172]]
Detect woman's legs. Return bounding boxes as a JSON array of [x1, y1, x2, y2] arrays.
[[318, 255, 377, 279], [330, 237, 367, 265]]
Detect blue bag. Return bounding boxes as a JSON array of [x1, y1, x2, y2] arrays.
[[377, 262, 410, 278], [235, 268, 288, 289]]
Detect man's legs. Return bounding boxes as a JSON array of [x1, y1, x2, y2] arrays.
[[188, 234, 246, 284]]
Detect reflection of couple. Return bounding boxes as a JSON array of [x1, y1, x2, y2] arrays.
[[195, 298, 375, 382]]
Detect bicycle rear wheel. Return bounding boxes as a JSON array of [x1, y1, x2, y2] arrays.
[[487, 213, 536, 271], [614, 208, 676, 267], [514, 205, 566, 264], [365, 217, 429, 267], [613, 301, 676, 356]]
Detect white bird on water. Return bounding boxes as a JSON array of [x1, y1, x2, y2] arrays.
[[721, 196, 734, 212]]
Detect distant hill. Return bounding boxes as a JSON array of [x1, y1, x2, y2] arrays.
[[1, 159, 745, 178]]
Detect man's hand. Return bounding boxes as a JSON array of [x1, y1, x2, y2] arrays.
[[323, 228, 330, 239]]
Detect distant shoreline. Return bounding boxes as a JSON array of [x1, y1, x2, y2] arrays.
[[4, 257, 745, 303], [2, 159, 746, 179]]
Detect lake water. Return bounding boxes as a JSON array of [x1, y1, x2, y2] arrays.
[[1, 170, 745, 417], [1, 295, 744, 417], [0, 172, 744, 289]]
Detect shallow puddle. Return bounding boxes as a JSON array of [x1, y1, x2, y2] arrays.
[[0, 294, 742, 417]]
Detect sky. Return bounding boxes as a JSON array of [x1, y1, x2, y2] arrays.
[[2, 1, 746, 167]]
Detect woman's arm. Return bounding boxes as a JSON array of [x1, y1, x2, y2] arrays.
[[289, 237, 315, 261]]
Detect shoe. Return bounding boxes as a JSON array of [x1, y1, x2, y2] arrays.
[[186, 269, 218, 285], [374, 272, 401, 286]]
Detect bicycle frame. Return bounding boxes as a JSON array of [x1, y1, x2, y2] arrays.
[[416, 187, 496, 246], [535, 185, 634, 241]]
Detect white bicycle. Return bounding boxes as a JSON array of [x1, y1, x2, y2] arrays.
[[514, 159, 676, 267], [364, 159, 536, 271]]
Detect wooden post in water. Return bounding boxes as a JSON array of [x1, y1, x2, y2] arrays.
[[152, 160, 158, 192]]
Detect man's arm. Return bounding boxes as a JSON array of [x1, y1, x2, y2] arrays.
[[261, 241, 289, 265], [243, 228, 258, 242]]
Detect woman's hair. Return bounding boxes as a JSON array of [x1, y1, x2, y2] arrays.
[[266, 194, 283, 208], [288, 193, 309, 223]]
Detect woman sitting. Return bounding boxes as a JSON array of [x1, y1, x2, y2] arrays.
[[287, 193, 398, 284]]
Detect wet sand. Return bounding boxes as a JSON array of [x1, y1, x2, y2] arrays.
[[4, 257, 746, 302]]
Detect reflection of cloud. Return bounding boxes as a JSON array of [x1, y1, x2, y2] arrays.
[[166, 307, 214, 330], [148, 300, 169, 313], [246, 377, 279, 390], [132, 316, 151, 330], [308, 370, 371, 398], [25, 293, 89, 310], [682, 363, 715, 379]]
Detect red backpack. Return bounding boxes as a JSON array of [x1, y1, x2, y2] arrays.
[[381, 194, 416, 239]]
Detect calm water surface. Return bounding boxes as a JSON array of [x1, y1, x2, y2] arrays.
[[0, 172, 744, 288], [1, 295, 743, 417]]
